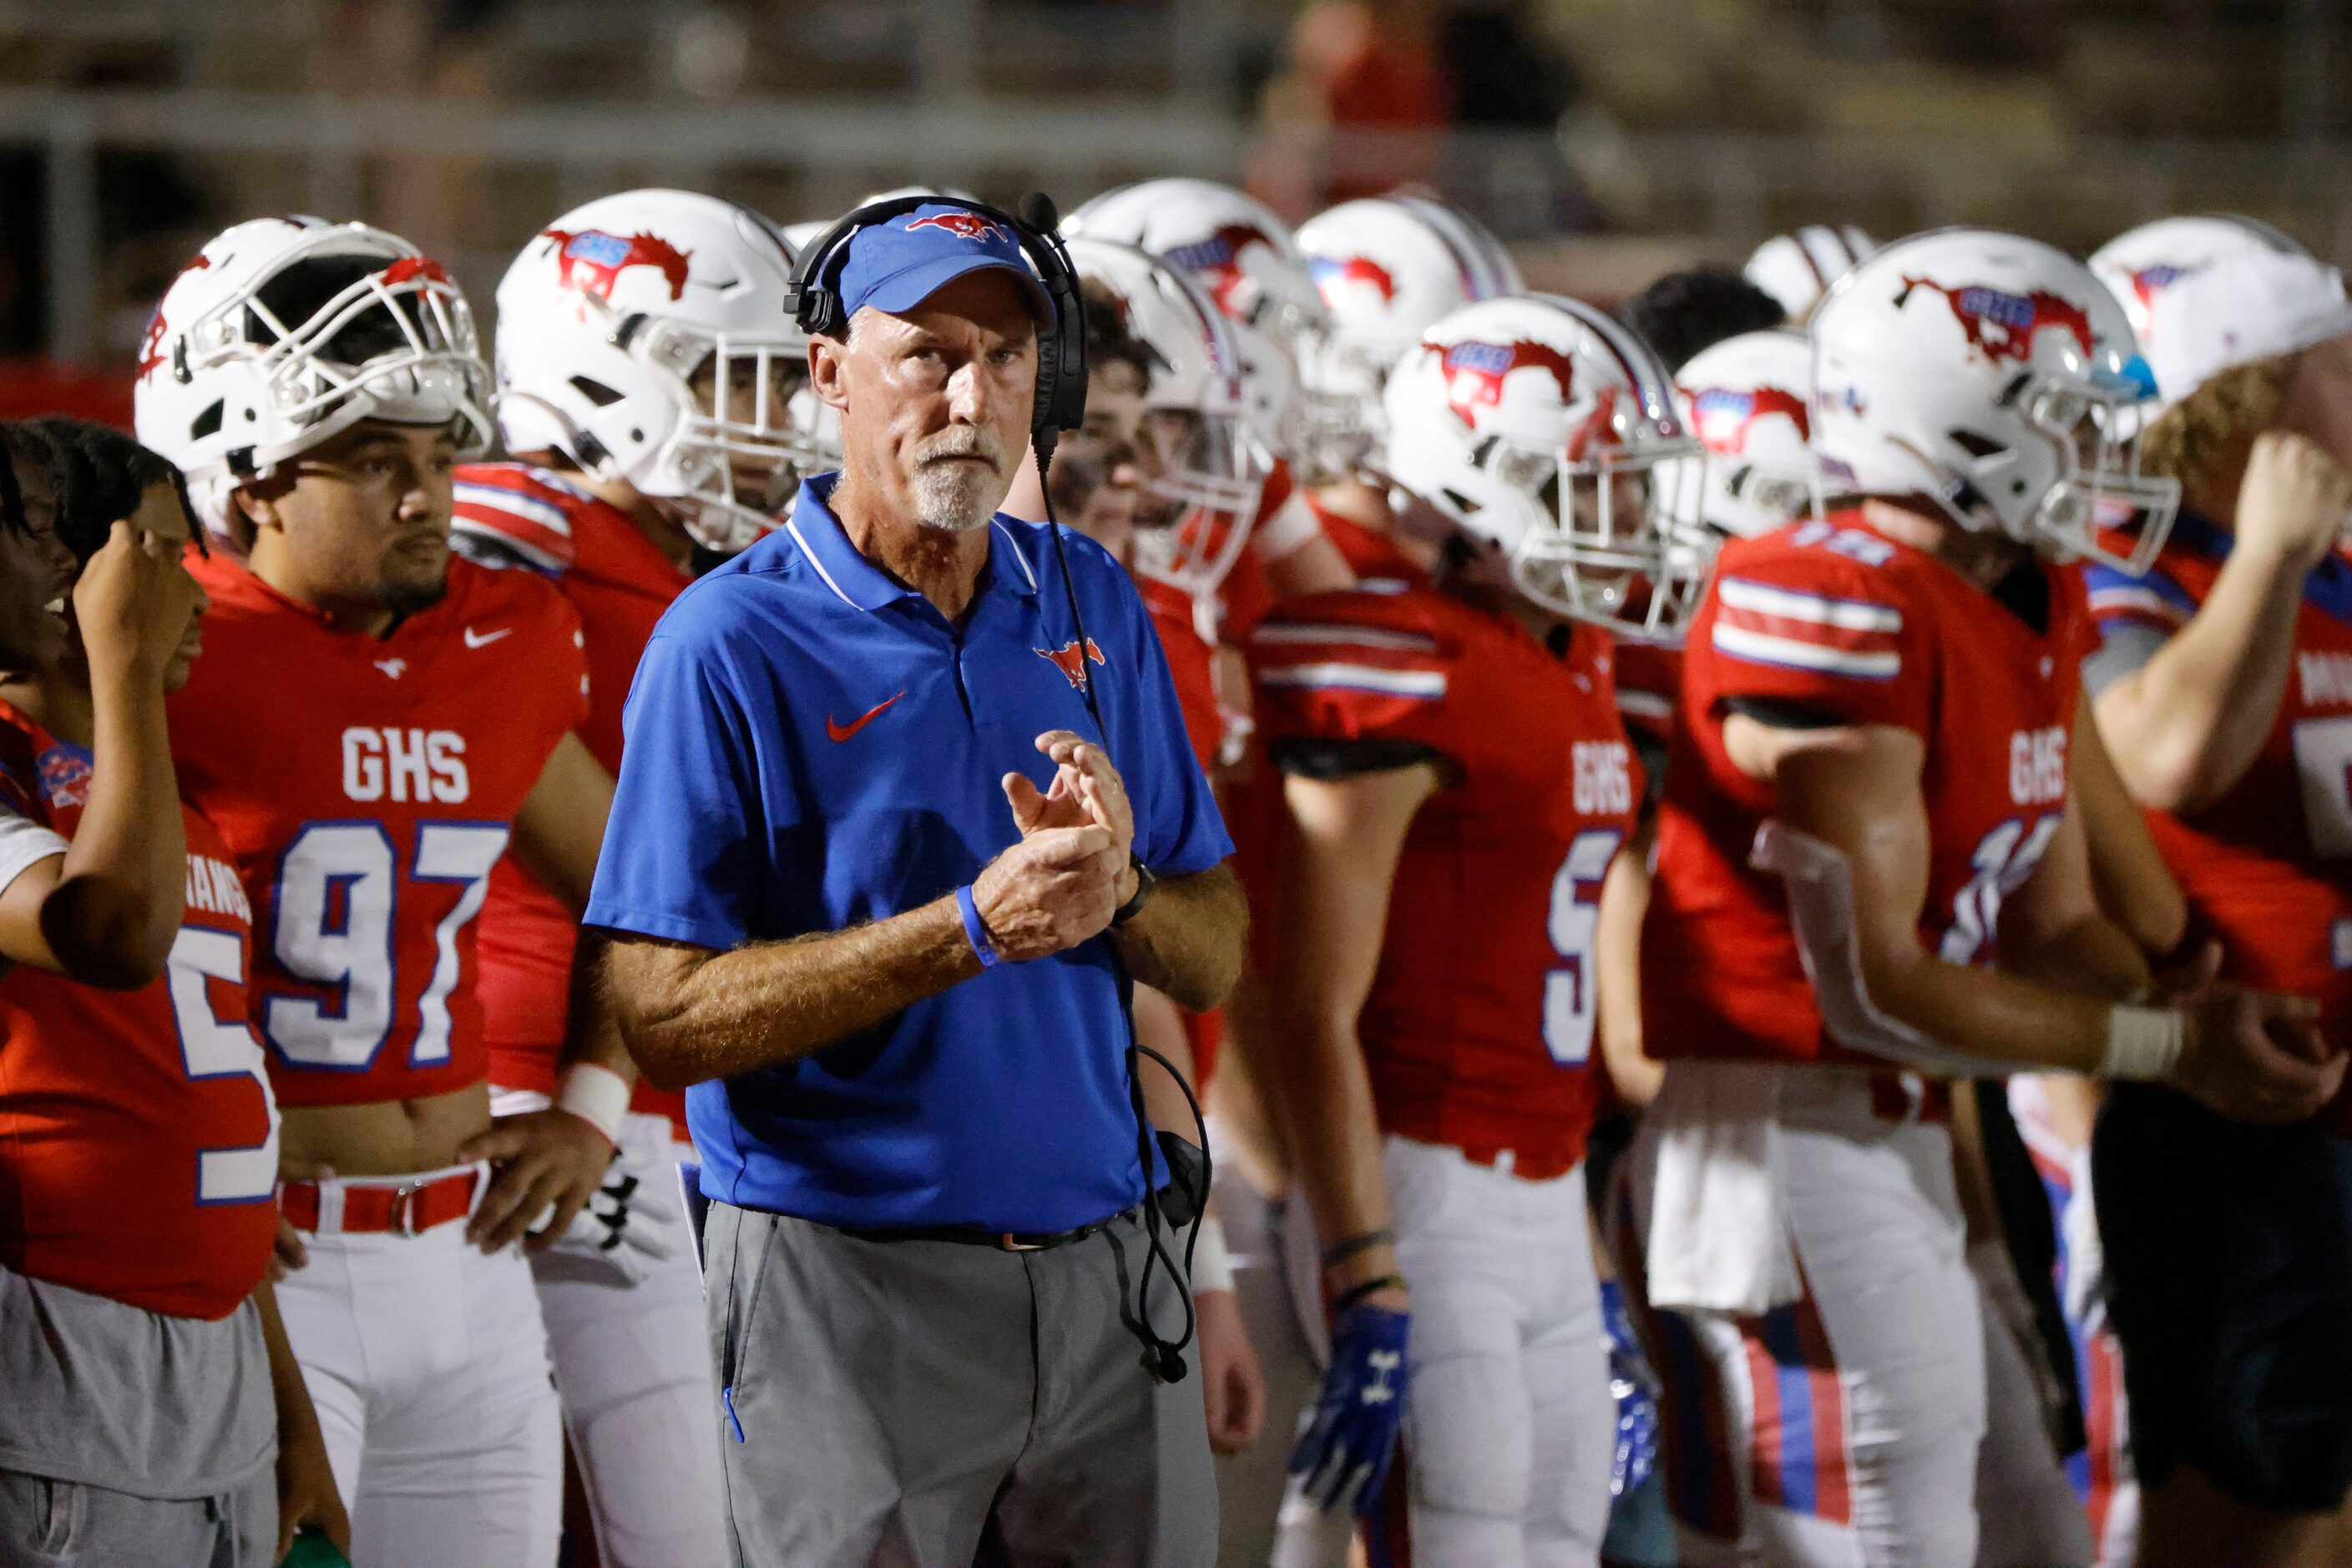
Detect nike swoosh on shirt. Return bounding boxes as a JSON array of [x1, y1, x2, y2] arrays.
[[463, 626, 513, 649], [826, 691, 906, 742]]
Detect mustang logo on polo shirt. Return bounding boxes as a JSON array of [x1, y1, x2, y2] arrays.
[[1035, 638, 1107, 691]]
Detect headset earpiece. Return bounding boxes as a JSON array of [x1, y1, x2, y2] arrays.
[[782, 194, 1089, 443]]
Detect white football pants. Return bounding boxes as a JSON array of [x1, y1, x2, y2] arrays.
[[1277, 1136, 1616, 1568], [1629, 1068, 1990, 1568], [493, 1093, 729, 1568], [275, 1165, 563, 1568]]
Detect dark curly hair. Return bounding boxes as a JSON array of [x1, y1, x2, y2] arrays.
[[1617, 265, 1789, 373], [1080, 276, 1157, 390], [4, 417, 200, 566]]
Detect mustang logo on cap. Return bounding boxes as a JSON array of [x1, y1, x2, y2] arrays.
[[906, 212, 1011, 245]]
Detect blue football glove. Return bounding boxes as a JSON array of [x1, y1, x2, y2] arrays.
[[1289, 1302, 1409, 1515], [1601, 1279, 1662, 1497]]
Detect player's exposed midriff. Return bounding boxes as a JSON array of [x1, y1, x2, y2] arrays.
[[277, 1080, 493, 1178]]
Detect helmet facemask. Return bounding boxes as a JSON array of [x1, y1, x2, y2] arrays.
[[1132, 405, 1272, 607], [1289, 330, 1385, 483], [1276, 318, 1377, 483], [1656, 443, 1822, 544], [630, 317, 831, 554], [215, 242, 493, 468], [2014, 368, 2181, 574], [1476, 420, 1713, 641], [1924, 364, 2180, 574]]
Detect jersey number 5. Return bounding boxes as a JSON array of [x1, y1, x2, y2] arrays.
[[167, 925, 281, 1204], [265, 820, 512, 1070], [1544, 829, 1625, 1065]]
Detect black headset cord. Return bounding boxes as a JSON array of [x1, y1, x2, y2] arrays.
[[1031, 429, 1208, 1385]]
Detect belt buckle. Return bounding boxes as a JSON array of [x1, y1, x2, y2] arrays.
[[387, 1178, 428, 1237], [998, 1232, 1044, 1252]]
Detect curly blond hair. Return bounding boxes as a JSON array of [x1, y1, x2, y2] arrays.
[[2139, 353, 2296, 498]]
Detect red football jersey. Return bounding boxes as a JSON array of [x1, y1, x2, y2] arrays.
[[0, 702, 277, 1318], [169, 554, 588, 1109], [2086, 513, 2352, 1131], [1646, 513, 2092, 1066], [1140, 575, 1227, 776], [1313, 498, 1430, 590], [1611, 640, 1682, 751], [453, 463, 690, 1130], [1215, 465, 1295, 646], [1251, 585, 1641, 1176], [1135, 574, 1235, 1088]]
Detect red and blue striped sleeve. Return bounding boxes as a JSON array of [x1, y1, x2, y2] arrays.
[[2081, 559, 2197, 639], [1697, 550, 1931, 734], [450, 464, 584, 574], [1248, 593, 1452, 750]]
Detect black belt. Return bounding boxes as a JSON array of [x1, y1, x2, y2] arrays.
[[837, 1202, 1144, 1253]]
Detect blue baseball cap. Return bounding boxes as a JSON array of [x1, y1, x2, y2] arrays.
[[835, 204, 1055, 329]]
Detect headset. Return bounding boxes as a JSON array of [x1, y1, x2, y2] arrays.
[[785, 193, 1090, 463], [788, 192, 1206, 1384]]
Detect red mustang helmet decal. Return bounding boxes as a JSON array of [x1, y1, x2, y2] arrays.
[[1897, 277, 2096, 367], [543, 228, 693, 302], [135, 253, 214, 381], [1310, 255, 1398, 306], [1440, 339, 1581, 428], [2126, 263, 2196, 323], [1689, 385, 1811, 455], [377, 255, 453, 288], [1167, 223, 1275, 317]]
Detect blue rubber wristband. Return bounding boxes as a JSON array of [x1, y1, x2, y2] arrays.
[[956, 883, 1002, 969]]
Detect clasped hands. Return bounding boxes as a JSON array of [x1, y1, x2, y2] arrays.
[[968, 731, 1137, 963]]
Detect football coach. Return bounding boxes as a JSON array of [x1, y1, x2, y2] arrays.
[[584, 200, 1247, 1567]]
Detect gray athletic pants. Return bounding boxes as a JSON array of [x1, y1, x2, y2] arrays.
[[0, 1465, 276, 1567], [706, 1201, 1216, 1568]]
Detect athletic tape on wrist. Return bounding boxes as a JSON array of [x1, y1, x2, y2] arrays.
[[1189, 1213, 1235, 1293], [555, 1062, 630, 1146], [2101, 1004, 2186, 1080], [956, 883, 1002, 970]]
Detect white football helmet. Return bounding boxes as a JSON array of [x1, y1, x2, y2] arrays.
[[1673, 328, 1821, 539], [1065, 179, 1349, 474], [1296, 195, 1523, 468], [1065, 238, 1270, 612], [495, 189, 832, 554], [1811, 227, 2179, 573], [1383, 293, 1712, 639], [2089, 215, 2307, 374], [1745, 225, 1877, 322], [134, 216, 492, 539]]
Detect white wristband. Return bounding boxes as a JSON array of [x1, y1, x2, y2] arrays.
[[2100, 1004, 2186, 1081], [1189, 1213, 1235, 1293], [554, 1063, 630, 1146]]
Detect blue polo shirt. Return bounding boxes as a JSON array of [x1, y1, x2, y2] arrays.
[[584, 474, 1232, 1232]]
